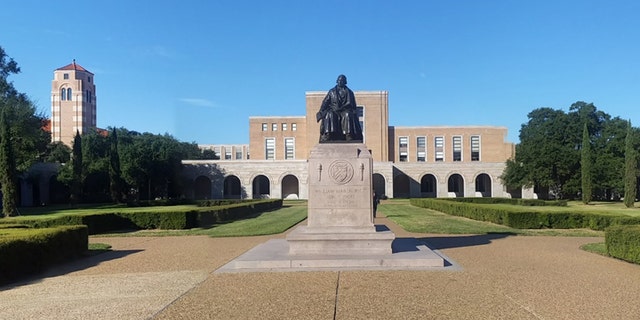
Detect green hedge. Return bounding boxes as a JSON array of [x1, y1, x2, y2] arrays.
[[606, 225, 640, 264], [0, 199, 283, 234], [0, 225, 88, 285], [446, 197, 568, 207], [410, 198, 640, 230]]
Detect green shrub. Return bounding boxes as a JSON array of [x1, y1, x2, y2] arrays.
[[606, 225, 640, 265], [0, 225, 88, 285], [410, 198, 640, 230]]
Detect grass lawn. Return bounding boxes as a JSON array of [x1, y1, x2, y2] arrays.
[[380, 199, 604, 237], [97, 201, 308, 237]]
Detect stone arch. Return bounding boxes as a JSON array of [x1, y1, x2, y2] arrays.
[[252, 174, 271, 199], [194, 175, 211, 200], [393, 173, 410, 198], [420, 174, 437, 198], [223, 175, 242, 199], [49, 175, 69, 204], [281, 174, 299, 199], [373, 173, 386, 198], [475, 173, 492, 197], [447, 173, 464, 197]]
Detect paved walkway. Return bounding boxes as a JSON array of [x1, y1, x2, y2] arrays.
[[2, 216, 640, 319]]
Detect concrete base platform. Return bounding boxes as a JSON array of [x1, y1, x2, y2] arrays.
[[216, 237, 448, 273]]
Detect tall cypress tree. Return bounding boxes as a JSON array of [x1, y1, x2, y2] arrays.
[[581, 122, 592, 204], [624, 120, 636, 208], [70, 130, 83, 204], [0, 109, 18, 217], [109, 128, 125, 203]]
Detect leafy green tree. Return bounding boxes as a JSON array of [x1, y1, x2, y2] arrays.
[[109, 128, 126, 203], [44, 141, 71, 163], [581, 123, 592, 204], [70, 131, 82, 204], [0, 109, 18, 216], [624, 120, 637, 208]]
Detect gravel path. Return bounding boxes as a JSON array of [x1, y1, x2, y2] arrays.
[[2, 216, 640, 319]]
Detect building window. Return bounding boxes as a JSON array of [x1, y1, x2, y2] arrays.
[[292, 123, 297, 131], [399, 152, 408, 162], [285, 138, 294, 160], [471, 136, 480, 161], [88, 76, 91, 83], [235, 150, 243, 160], [67, 88, 72, 101], [60, 88, 66, 101], [265, 138, 275, 160], [357, 106, 365, 139], [435, 137, 444, 161], [272, 123, 277, 131], [398, 136, 408, 162], [63, 73, 69, 80], [282, 123, 287, 131], [453, 136, 462, 161], [417, 136, 426, 162], [262, 123, 268, 131], [225, 150, 232, 160], [213, 147, 220, 159]]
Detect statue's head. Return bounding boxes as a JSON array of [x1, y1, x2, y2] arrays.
[[336, 74, 347, 87]]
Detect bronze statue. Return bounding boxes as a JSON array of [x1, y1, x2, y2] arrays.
[[316, 74, 363, 143]]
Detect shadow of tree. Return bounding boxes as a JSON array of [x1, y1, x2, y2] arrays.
[[1, 249, 143, 290]]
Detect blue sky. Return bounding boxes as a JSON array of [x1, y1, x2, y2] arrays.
[[2, 0, 639, 145]]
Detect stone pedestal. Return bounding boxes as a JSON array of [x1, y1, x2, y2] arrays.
[[287, 143, 395, 255]]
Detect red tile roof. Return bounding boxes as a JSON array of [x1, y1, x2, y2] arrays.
[[56, 60, 93, 74]]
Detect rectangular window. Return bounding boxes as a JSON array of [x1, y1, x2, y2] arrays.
[[272, 123, 277, 131], [435, 137, 444, 161], [285, 138, 295, 160], [292, 123, 297, 131], [262, 123, 267, 131], [417, 136, 426, 162], [225, 151, 232, 160], [282, 123, 287, 131], [213, 147, 220, 159], [398, 136, 408, 162], [453, 136, 462, 161], [265, 138, 275, 160], [63, 73, 69, 80], [235, 150, 243, 160], [357, 106, 365, 139], [471, 136, 480, 161]]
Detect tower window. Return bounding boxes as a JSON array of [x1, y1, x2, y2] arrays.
[[67, 88, 72, 101], [61, 88, 66, 101], [265, 138, 275, 160], [262, 123, 268, 131], [63, 73, 69, 80], [285, 138, 294, 159]]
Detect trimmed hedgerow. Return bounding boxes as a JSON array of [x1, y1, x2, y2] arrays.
[[606, 225, 640, 265], [0, 225, 88, 285], [0, 199, 283, 234], [410, 198, 640, 230], [445, 197, 568, 207]]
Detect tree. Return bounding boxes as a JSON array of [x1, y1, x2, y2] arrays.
[[581, 123, 593, 204], [0, 108, 18, 216], [109, 128, 126, 203], [70, 131, 83, 204], [624, 120, 637, 208]]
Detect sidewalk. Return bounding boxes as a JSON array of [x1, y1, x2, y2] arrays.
[[2, 216, 640, 319]]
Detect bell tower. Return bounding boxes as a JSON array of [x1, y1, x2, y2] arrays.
[[50, 60, 97, 146]]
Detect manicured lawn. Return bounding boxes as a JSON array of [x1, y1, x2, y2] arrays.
[[379, 199, 604, 237]]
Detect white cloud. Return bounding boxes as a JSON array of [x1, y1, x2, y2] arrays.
[[179, 98, 216, 108]]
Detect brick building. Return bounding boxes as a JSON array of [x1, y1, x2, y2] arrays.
[[182, 91, 523, 200]]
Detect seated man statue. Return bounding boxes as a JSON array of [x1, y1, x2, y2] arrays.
[[316, 74, 363, 143]]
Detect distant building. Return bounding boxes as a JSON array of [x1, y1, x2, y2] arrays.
[[50, 60, 97, 146], [183, 91, 521, 200]]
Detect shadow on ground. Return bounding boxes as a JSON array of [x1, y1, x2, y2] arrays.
[[1, 249, 143, 290], [419, 233, 515, 250]]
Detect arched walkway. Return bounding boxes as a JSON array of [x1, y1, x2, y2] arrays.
[[281, 175, 299, 199], [475, 173, 492, 197], [393, 174, 410, 198], [252, 175, 270, 199], [373, 173, 386, 198], [420, 174, 437, 198], [447, 174, 464, 197], [223, 175, 242, 199], [49, 175, 69, 204], [194, 176, 211, 200]]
